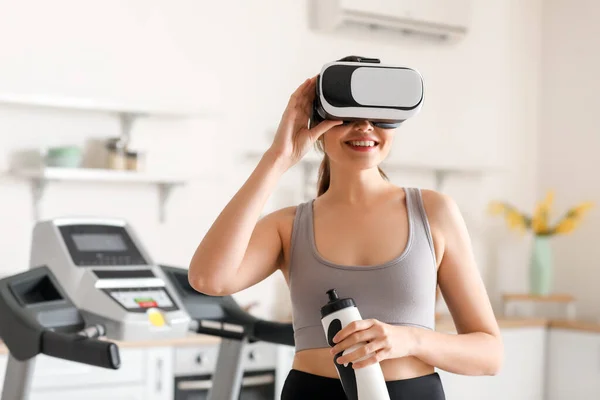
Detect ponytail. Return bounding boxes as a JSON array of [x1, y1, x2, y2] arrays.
[[317, 153, 331, 197], [315, 138, 388, 197]]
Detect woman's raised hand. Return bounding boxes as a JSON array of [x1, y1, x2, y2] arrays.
[[268, 76, 342, 169]]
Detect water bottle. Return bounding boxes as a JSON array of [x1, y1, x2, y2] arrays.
[[320, 289, 391, 400]]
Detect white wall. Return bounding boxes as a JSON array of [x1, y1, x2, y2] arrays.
[[540, 0, 600, 320], [0, 0, 542, 319]]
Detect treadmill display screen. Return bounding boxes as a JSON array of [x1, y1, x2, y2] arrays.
[[59, 224, 148, 266], [72, 233, 128, 252], [108, 288, 178, 312]]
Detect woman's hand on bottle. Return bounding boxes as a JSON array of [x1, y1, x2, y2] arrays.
[[328, 319, 420, 369], [267, 76, 342, 170]]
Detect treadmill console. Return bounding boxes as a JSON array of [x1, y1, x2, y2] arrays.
[[29, 218, 191, 341], [58, 224, 147, 266]]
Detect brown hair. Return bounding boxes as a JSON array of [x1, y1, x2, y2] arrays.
[[314, 138, 388, 197]]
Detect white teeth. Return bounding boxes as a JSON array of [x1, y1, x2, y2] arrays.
[[348, 140, 376, 147]]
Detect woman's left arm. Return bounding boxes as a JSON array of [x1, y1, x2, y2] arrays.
[[409, 190, 503, 375], [330, 191, 503, 376]]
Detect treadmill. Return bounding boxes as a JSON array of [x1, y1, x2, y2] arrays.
[[0, 217, 294, 400]]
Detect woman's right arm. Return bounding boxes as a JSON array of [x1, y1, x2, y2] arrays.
[[188, 150, 289, 296], [188, 77, 341, 296]]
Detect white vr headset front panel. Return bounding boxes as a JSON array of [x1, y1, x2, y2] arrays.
[[317, 61, 424, 122], [351, 67, 423, 108]]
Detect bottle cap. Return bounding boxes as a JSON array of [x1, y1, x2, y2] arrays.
[[320, 288, 356, 318]]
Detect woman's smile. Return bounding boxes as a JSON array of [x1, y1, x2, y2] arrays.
[[343, 135, 381, 153]]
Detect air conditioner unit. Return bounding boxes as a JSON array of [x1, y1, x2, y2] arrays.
[[311, 0, 470, 42]]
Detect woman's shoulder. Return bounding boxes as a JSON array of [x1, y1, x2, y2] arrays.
[[417, 188, 464, 231], [418, 188, 456, 210], [268, 204, 299, 221], [263, 203, 312, 253], [262, 201, 311, 228]]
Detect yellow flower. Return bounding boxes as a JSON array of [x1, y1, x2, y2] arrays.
[[505, 209, 528, 233], [543, 190, 555, 209], [488, 201, 506, 216], [488, 191, 593, 237], [531, 203, 547, 234], [553, 217, 577, 234], [570, 201, 594, 218], [531, 190, 554, 234], [551, 201, 594, 235]]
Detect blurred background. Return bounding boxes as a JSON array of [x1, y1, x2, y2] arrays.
[[0, 0, 597, 399]]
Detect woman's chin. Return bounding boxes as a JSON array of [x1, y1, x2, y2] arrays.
[[343, 161, 385, 172]]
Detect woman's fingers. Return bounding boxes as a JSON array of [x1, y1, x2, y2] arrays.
[[337, 338, 387, 366], [287, 79, 311, 111], [300, 77, 316, 97], [302, 76, 317, 100], [309, 119, 343, 141], [296, 76, 318, 122], [300, 97, 313, 121], [284, 77, 314, 119], [296, 78, 312, 95], [281, 79, 310, 121], [280, 76, 338, 144]]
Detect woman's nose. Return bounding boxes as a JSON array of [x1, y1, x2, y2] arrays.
[[354, 120, 374, 132]]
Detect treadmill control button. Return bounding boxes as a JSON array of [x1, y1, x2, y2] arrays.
[[148, 310, 165, 327]]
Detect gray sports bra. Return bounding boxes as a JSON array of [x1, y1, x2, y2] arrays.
[[288, 187, 438, 352]]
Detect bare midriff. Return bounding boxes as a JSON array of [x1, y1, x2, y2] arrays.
[[291, 348, 435, 381]]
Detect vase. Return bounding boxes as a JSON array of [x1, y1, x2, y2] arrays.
[[529, 235, 553, 295]]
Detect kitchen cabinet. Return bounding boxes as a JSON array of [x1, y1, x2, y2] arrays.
[[29, 386, 146, 400], [143, 346, 174, 400], [0, 347, 173, 400], [437, 326, 546, 400], [275, 344, 296, 397], [545, 328, 600, 400], [1, 323, 597, 399]]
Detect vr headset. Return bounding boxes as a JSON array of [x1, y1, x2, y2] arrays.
[[311, 56, 424, 129]]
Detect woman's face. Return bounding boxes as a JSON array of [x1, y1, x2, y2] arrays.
[[321, 120, 395, 171]]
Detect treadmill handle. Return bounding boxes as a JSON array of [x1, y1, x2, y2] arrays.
[[41, 330, 121, 370], [252, 320, 295, 346]]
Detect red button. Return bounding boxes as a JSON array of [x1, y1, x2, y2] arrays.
[[138, 301, 158, 308]]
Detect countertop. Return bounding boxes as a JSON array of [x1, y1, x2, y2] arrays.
[[0, 317, 598, 355], [549, 319, 600, 334], [435, 315, 600, 333]]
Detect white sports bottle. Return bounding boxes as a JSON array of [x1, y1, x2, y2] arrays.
[[320, 289, 391, 400]]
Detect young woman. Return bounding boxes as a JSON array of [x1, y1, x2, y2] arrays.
[[188, 75, 503, 399]]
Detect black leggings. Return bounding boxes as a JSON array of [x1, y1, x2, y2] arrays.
[[281, 369, 446, 400]]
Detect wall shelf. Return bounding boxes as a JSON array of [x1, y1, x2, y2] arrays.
[[1, 92, 221, 222], [10, 167, 188, 222], [0, 92, 220, 142], [0, 92, 216, 117]]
